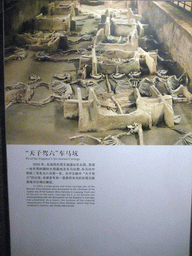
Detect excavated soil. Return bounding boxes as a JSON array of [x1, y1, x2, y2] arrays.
[[4, 3, 192, 145]]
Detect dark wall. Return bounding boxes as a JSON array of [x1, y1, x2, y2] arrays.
[[138, 1, 192, 87], [1, 2, 10, 255], [3, 0, 50, 46]]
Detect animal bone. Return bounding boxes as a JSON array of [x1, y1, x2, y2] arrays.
[[4, 47, 27, 62], [53, 73, 71, 82], [175, 132, 192, 145], [102, 135, 124, 145], [29, 95, 55, 106], [5, 87, 34, 109], [28, 75, 42, 85], [138, 78, 153, 97], [69, 124, 144, 145], [164, 73, 192, 103], [70, 135, 102, 144], [35, 51, 79, 62], [49, 80, 73, 99], [127, 122, 144, 145]]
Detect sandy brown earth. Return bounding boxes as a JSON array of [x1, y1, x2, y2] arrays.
[[4, 2, 192, 145]]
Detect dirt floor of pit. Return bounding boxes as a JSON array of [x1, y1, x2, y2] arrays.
[[4, 3, 192, 145]]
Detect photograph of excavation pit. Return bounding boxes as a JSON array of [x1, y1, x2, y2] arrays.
[[4, 0, 192, 145]]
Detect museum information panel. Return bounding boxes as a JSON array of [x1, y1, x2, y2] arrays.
[[7, 145, 191, 256]]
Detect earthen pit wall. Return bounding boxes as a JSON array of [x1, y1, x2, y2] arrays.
[[112, 21, 137, 37], [28, 36, 60, 52], [35, 14, 71, 31], [54, 4, 76, 17], [138, 1, 192, 86], [47, 2, 75, 16], [55, 1, 77, 6], [48, 2, 55, 15], [114, 24, 135, 37]]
